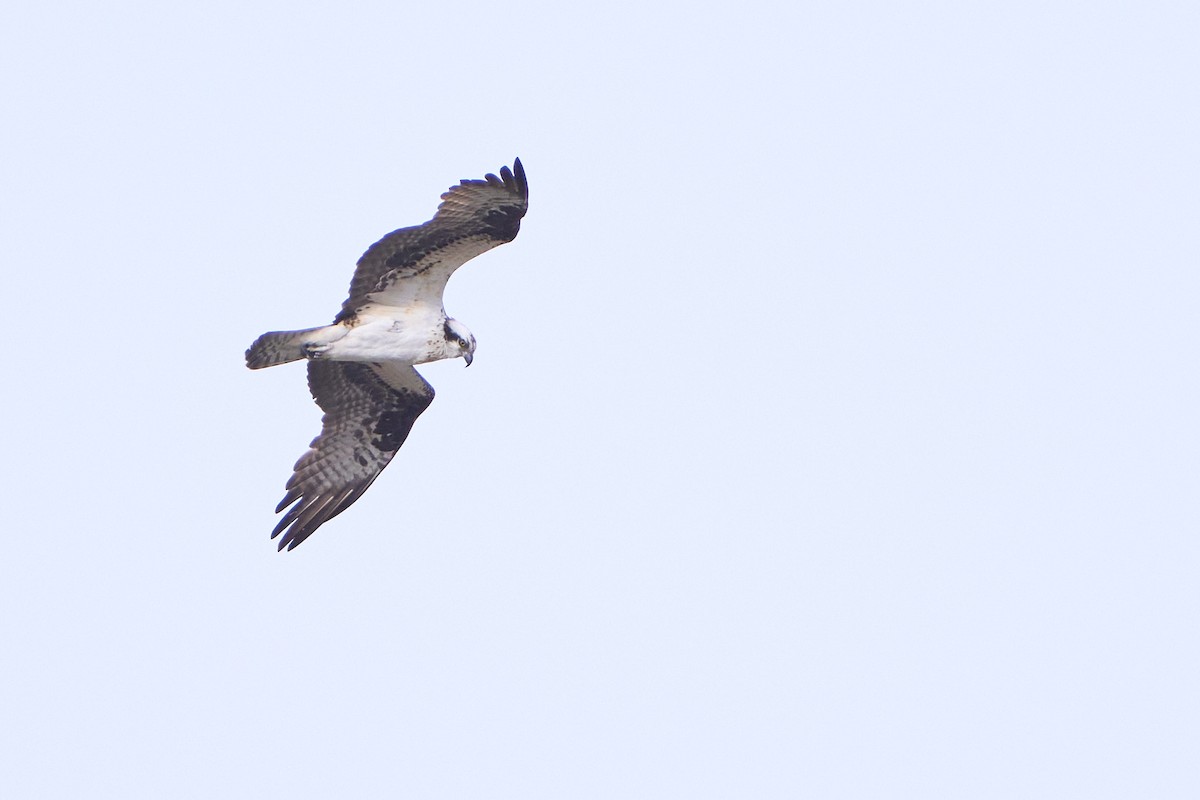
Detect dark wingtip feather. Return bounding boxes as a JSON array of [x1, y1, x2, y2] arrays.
[[511, 157, 527, 200], [271, 500, 304, 540], [270, 482, 373, 552], [488, 159, 527, 200], [275, 489, 301, 514]]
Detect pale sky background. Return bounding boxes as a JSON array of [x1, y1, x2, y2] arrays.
[[1, 1, 1197, 797]]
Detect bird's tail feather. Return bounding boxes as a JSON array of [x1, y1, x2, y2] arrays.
[[245, 327, 325, 369]]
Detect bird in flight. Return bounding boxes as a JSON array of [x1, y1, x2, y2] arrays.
[[246, 159, 528, 550]]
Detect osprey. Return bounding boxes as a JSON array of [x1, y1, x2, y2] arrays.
[[246, 158, 528, 551]]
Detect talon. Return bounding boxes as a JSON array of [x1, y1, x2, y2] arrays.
[[304, 343, 329, 359]]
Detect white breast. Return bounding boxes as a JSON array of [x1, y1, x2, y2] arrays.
[[321, 306, 447, 365]]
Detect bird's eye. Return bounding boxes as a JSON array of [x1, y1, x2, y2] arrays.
[[459, 338, 470, 349]]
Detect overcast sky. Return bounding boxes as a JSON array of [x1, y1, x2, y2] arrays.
[[1, 1, 1198, 797]]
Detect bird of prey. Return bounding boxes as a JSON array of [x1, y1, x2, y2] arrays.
[[246, 158, 528, 550]]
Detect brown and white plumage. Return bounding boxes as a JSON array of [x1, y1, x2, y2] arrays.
[[338, 160, 529, 320], [246, 159, 528, 550], [270, 362, 434, 551]]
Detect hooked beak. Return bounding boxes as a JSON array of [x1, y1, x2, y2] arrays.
[[463, 351, 473, 367]]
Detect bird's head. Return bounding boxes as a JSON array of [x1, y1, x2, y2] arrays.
[[444, 318, 477, 366]]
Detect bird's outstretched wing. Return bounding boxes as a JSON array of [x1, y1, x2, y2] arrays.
[[271, 361, 435, 551], [335, 158, 529, 321]]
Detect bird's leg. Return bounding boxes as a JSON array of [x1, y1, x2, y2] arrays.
[[297, 323, 352, 360]]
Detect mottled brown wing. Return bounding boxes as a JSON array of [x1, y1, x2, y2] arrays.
[[271, 361, 435, 551], [334, 158, 528, 321]]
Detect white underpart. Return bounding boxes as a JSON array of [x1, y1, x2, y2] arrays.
[[311, 235, 496, 366], [314, 304, 468, 365]]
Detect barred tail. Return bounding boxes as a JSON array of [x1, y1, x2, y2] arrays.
[[245, 327, 324, 369]]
